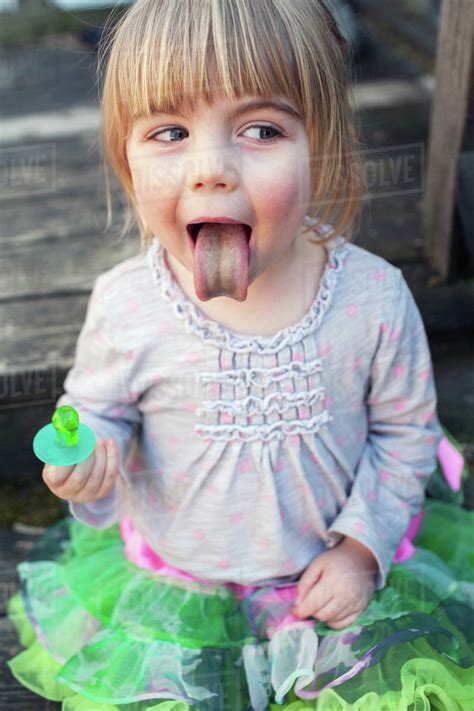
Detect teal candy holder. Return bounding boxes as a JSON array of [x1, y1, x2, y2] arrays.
[[33, 405, 96, 467]]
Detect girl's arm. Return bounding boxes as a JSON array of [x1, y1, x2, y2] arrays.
[[326, 271, 443, 590], [54, 274, 141, 528]]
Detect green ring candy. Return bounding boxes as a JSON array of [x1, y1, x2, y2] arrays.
[[33, 406, 96, 467]]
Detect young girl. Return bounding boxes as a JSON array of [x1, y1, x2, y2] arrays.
[[7, 1, 474, 709]]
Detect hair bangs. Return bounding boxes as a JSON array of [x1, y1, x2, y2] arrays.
[[102, 0, 308, 131]]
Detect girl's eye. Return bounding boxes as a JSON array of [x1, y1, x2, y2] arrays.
[[148, 124, 284, 144], [241, 124, 283, 142]]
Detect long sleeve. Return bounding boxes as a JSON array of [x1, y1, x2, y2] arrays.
[[326, 271, 443, 590], [55, 274, 142, 528]]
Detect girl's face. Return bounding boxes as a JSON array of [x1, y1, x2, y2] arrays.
[[126, 93, 312, 301]]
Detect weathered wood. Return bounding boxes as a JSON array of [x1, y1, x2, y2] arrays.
[[423, 0, 474, 280]]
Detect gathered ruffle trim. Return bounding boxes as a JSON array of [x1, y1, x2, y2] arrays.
[[147, 226, 348, 354]]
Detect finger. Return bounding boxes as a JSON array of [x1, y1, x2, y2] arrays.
[[312, 597, 349, 623], [96, 439, 119, 498], [326, 610, 362, 630], [295, 558, 323, 604], [60, 442, 105, 499], [293, 583, 332, 619], [43, 463, 75, 488]]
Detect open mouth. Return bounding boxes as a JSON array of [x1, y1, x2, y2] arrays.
[[187, 223, 252, 253]]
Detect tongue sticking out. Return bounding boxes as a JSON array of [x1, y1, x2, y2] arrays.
[[193, 223, 250, 301]]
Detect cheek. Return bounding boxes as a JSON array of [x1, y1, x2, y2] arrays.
[[252, 159, 311, 221], [129, 154, 179, 202]]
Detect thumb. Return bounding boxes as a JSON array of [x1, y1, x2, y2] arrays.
[[295, 557, 323, 605]]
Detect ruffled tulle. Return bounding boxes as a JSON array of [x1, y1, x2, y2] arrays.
[[6, 490, 474, 711]]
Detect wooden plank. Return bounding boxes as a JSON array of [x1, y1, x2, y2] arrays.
[[0, 235, 137, 301], [423, 0, 474, 280]]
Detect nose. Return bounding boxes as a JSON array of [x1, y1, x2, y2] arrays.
[[186, 148, 238, 192]]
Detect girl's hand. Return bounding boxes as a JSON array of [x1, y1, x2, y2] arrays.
[[42, 439, 119, 504], [291, 536, 378, 630]]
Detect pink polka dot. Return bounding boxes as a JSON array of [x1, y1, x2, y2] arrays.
[[209, 383, 220, 397], [238, 458, 252, 473], [380, 323, 388, 334], [257, 537, 271, 550], [126, 349, 136, 361], [346, 304, 358, 317], [153, 374, 163, 386], [353, 356, 361, 371], [158, 323, 171, 333], [415, 471, 426, 479], [286, 382, 295, 394], [293, 352, 304, 363], [319, 343, 331, 358], [399, 500, 410, 510], [147, 493, 157, 505], [336, 434, 345, 447], [373, 270, 385, 282], [187, 352, 201, 364], [262, 493, 273, 504], [175, 470, 186, 482], [111, 406, 125, 417], [367, 490, 377, 503], [221, 412, 233, 424], [392, 364, 406, 379], [355, 431, 365, 444], [275, 459, 285, 473], [426, 434, 437, 445], [229, 512, 243, 524], [317, 497, 328, 509], [422, 409, 434, 424], [183, 401, 196, 413], [271, 355, 278, 367], [127, 298, 140, 312], [129, 460, 141, 473], [221, 357, 231, 369], [389, 450, 402, 460], [379, 470, 390, 481], [300, 523, 313, 536], [289, 435, 300, 447], [390, 330, 400, 342], [193, 530, 205, 540], [168, 435, 180, 446], [208, 483, 220, 495], [323, 396, 333, 409], [394, 400, 406, 412], [218, 559, 230, 568], [166, 502, 178, 513], [352, 521, 366, 534], [367, 398, 378, 407], [299, 405, 311, 419], [419, 369, 430, 382], [84, 366, 96, 375]]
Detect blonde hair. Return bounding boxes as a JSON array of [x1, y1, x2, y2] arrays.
[[98, 0, 365, 252]]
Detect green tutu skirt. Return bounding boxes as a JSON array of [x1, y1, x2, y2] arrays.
[[6, 432, 474, 710]]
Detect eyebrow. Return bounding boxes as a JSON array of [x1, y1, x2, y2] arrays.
[[140, 99, 301, 121]]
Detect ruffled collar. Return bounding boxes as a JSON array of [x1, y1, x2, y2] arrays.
[[147, 225, 348, 354]]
